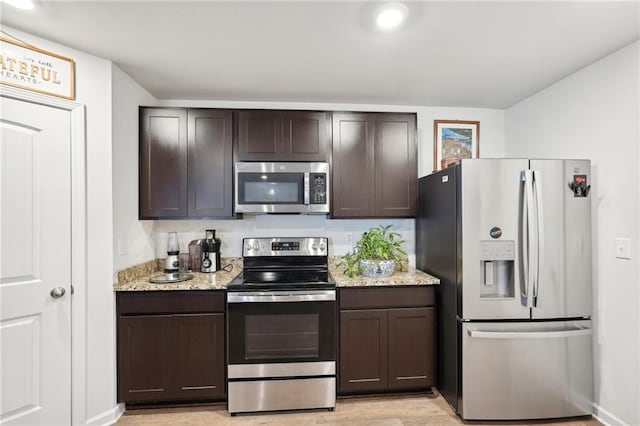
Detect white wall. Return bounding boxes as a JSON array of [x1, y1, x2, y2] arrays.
[[153, 99, 505, 264], [506, 41, 640, 426], [3, 27, 119, 425], [112, 65, 156, 271]]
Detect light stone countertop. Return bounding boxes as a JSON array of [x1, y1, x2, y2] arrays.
[[329, 256, 439, 287], [113, 256, 439, 291], [113, 258, 241, 291], [331, 268, 439, 287]]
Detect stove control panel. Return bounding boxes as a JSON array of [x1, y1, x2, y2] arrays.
[[243, 237, 328, 257], [272, 241, 300, 251]]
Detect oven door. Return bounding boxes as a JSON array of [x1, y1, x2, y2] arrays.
[[227, 290, 336, 370]]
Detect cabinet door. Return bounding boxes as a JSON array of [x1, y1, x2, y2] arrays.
[[236, 110, 282, 161], [282, 111, 330, 161], [187, 109, 233, 217], [339, 309, 388, 393], [332, 112, 376, 217], [388, 307, 435, 390], [374, 113, 417, 217], [139, 108, 188, 218], [118, 315, 173, 402], [172, 313, 225, 399]]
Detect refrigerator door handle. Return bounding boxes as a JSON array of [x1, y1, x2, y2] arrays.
[[521, 170, 535, 308], [468, 327, 592, 339], [531, 169, 544, 307]]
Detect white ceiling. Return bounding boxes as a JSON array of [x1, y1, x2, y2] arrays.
[[1, 1, 638, 108]]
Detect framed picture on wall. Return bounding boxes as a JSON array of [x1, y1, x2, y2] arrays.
[[433, 120, 480, 172]]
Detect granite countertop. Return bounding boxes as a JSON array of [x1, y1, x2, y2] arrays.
[[332, 268, 439, 287], [114, 258, 241, 291], [113, 256, 439, 291], [329, 257, 439, 287]]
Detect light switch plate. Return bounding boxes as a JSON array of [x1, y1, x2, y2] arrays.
[[118, 237, 128, 256], [615, 238, 631, 260]]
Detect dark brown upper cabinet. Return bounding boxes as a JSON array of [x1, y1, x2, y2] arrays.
[[236, 110, 330, 162], [374, 114, 417, 217], [139, 108, 188, 218], [139, 107, 233, 219], [332, 112, 417, 218], [331, 113, 376, 217], [187, 109, 233, 218]]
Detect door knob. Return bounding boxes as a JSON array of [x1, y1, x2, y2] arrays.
[[50, 287, 66, 299]]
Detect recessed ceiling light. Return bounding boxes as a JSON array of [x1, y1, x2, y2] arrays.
[[2, 0, 34, 10], [376, 2, 409, 30]]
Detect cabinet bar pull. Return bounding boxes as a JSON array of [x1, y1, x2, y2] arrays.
[[182, 385, 217, 390]]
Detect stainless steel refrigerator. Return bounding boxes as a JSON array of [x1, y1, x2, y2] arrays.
[[416, 159, 593, 420]]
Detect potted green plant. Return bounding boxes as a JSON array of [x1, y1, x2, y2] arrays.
[[339, 225, 407, 278]]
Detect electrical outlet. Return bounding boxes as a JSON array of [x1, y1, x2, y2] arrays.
[[118, 238, 128, 256], [615, 238, 631, 260]]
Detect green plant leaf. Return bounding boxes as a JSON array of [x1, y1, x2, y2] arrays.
[[339, 224, 407, 276]]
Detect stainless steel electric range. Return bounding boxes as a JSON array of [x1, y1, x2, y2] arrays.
[[226, 237, 336, 415]]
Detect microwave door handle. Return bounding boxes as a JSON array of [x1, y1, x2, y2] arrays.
[[304, 172, 310, 205]]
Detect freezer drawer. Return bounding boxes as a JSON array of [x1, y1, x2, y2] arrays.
[[461, 320, 592, 420]]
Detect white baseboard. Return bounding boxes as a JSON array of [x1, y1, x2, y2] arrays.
[[85, 403, 125, 426], [593, 403, 627, 426]]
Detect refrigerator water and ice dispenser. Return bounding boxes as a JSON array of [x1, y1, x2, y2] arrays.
[[479, 240, 515, 298]]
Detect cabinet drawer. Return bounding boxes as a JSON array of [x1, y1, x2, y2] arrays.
[[339, 287, 434, 309], [117, 291, 225, 315]]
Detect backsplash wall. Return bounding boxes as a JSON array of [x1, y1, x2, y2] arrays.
[[152, 215, 416, 267]]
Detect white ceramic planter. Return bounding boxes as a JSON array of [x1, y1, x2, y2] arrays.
[[358, 259, 395, 278]]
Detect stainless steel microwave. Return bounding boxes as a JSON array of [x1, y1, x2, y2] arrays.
[[234, 162, 330, 214]]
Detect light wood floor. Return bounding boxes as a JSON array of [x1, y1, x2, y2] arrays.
[[116, 391, 600, 426]]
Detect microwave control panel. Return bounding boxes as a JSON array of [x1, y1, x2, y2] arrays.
[[310, 173, 327, 204]]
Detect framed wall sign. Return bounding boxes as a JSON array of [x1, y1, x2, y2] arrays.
[[0, 36, 75, 100], [433, 120, 480, 172]]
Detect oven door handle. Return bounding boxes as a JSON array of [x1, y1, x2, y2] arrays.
[[227, 290, 336, 303]]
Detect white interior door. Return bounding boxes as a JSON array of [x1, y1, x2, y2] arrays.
[[0, 97, 72, 425]]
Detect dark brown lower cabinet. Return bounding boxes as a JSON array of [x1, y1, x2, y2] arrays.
[[388, 307, 435, 390], [118, 315, 174, 401], [338, 287, 435, 395], [339, 309, 388, 393], [172, 314, 225, 400], [117, 292, 225, 404]]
